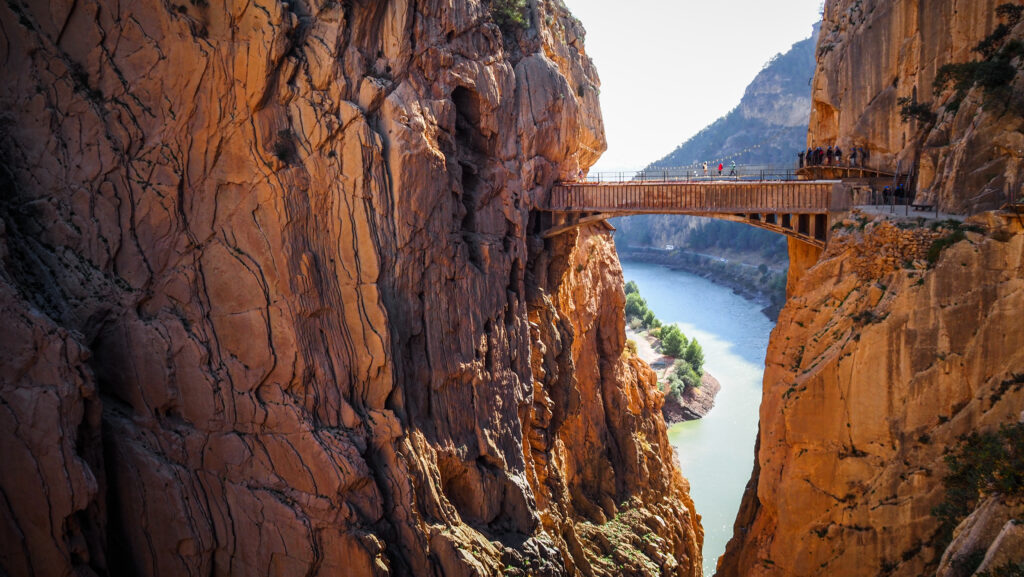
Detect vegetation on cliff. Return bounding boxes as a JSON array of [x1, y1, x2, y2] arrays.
[[932, 421, 1024, 548], [897, 3, 1024, 128]]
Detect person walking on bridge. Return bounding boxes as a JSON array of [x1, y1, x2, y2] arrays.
[[717, 162, 723, 176], [826, 145, 834, 166], [835, 146, 843, 167], [798, 150, 805, 168], [850, 147, 857, 167], [703, 161, 708, 177], [730, 160, 737, 176], [806, 147, 814, 166]]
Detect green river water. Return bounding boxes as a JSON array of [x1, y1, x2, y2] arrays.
[[620, 260, 775, 577]]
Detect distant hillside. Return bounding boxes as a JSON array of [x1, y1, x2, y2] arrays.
[[651, 24, 819, 169], [615, 25, 819, 266]]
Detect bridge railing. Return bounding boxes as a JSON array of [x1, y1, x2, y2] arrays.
[[548, 181, 842, 214], [567, 164, 907, 185], [573, 165, 801, 184]]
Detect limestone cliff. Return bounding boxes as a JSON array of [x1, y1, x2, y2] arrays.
[[809, 0, 1024, 212], [0, 1, 699, 575], [527, 222, 702, 575], [717, 212, 1024, 576]]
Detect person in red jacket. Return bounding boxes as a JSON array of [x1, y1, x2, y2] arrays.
[[717, 162, 723, 176]]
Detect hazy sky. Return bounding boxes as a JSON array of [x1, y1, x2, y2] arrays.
[[561, 0, 824, 173]]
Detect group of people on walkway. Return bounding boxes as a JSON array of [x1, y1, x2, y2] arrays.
[[700, 160, 736, 177], [798, 144, 869, 168]]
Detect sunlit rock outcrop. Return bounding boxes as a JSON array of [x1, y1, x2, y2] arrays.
[[718, 212, 1024, 576], [809, 0, 1024, 212]]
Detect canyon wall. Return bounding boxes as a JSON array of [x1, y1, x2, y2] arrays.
[[809, 0, 1024, 212], [0, 1, 700, 575], [718, 214, 1024, 577]]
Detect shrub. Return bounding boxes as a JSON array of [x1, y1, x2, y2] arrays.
[[926, 229, 967, 266], [897, 96, 937, 123], [974, 23, 1011, 59], [931, 423, 1024, 549], [625, 280, 639, 295], [625, 339, 638, 356], [933, 4, 1022, 103], [666, 360, 701, 401], [996, 2, 1024, 26], [491, 0, 529, 30]]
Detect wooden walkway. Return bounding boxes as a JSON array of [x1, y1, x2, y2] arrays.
[[537, 179, 852, 248]]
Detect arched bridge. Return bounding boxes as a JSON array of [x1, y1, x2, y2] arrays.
[[535, 178, 853, 249]]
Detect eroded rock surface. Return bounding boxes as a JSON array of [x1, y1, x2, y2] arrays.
[[0, 1, 698, 575], [718, 213, 1024, 577], [809, 0, 1024, 212]]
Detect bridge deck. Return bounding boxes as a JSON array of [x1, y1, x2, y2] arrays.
[[546, 180, 847, 215]]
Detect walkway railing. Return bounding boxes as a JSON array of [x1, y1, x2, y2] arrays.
[[548, 180, 843, 214], [576, 165, 799, 184], [571, 163, 901, 185]]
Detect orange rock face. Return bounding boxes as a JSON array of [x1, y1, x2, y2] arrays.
[[527, 223, 703, 575], [0, 1, 698, 575], [809, 0, 1024, 212], [718, 213, 1024, 577]]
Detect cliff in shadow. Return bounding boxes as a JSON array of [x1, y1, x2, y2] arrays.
[[0, 1, 700, 575]]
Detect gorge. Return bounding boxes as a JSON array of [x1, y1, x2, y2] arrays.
[[2, 1, 1024, 577]]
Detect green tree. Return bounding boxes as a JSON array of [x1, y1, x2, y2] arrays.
[[661, 325, 687, 357], [684, 340, 705, 374], [491, 0, 529, 30], [625, 280, 639, 295], [625, 292, 647, 320], [643, 309, 657, 328]]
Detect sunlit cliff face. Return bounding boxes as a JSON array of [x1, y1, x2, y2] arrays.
[[809, 0, 1024, 213]]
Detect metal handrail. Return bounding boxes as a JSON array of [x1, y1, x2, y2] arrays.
[[566, 164, 902, 185]]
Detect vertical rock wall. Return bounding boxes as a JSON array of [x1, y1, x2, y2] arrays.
[[809, 0, 1024, 212], [527, 223, 703, 576], [718, 213, 1024, 577], [0, 1, 699, 575]]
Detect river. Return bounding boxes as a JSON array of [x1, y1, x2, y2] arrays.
[[620, 260, 775, 577]]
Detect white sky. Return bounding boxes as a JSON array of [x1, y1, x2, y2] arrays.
[[561, 0, 824, 173]]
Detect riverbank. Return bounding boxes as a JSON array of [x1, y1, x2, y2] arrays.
[[626, 326, 721, 423], [618, 247, 786, 320]]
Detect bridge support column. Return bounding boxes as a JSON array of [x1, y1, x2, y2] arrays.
[[786, 237, 823, 297]]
